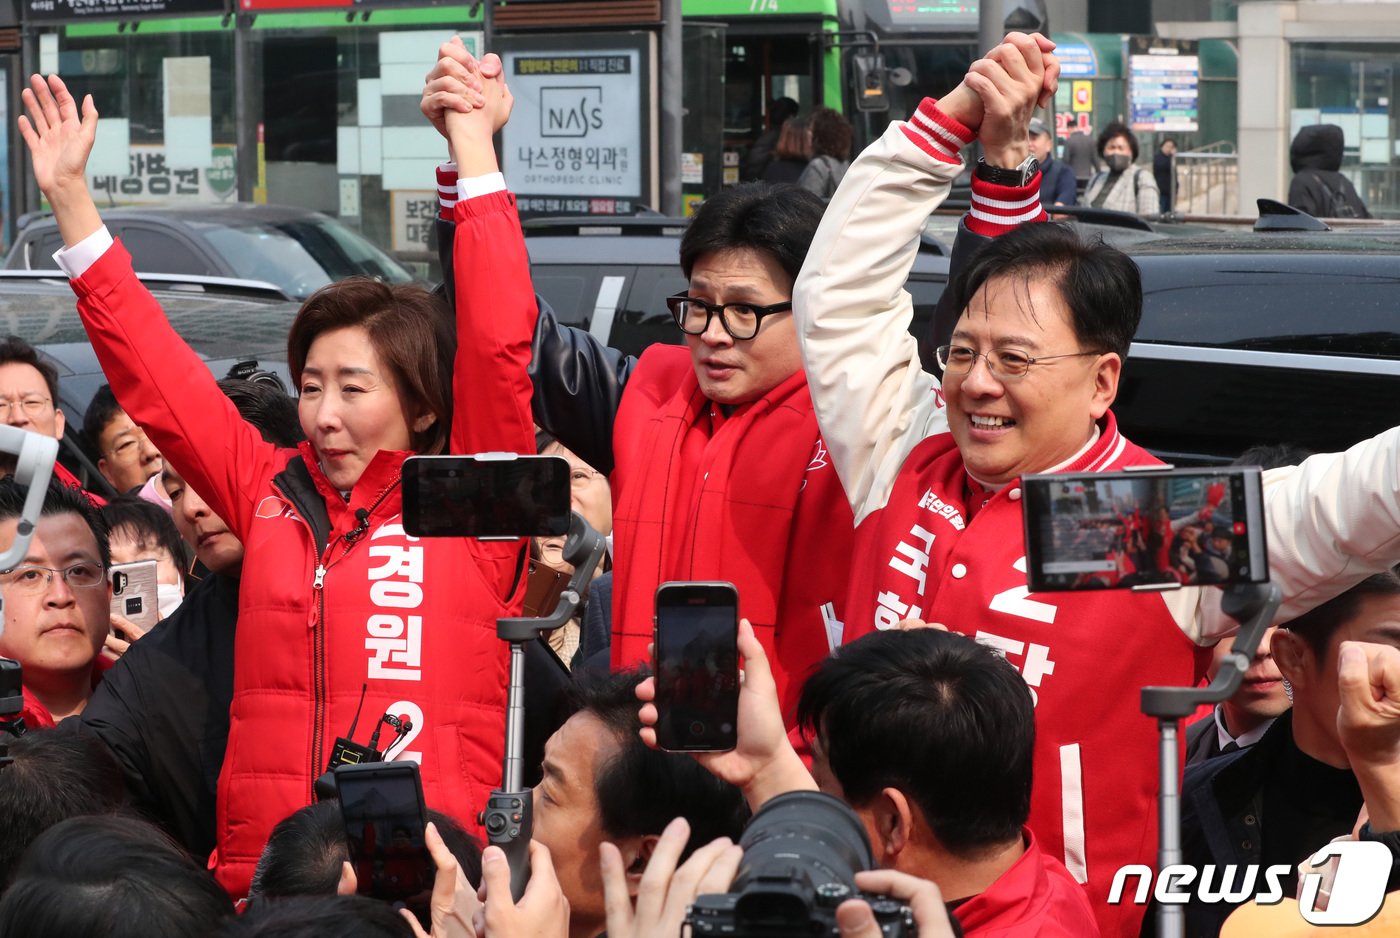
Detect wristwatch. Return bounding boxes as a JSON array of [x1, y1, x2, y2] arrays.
[[975, 155, 1040, 187]]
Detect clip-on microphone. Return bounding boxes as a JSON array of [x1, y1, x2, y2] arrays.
[[1140, 581, 1281, 938], [313, 685, 416, 800], [483, 511, 606, 901]]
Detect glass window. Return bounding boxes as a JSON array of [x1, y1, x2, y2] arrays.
[[114, 227, 212, 277]]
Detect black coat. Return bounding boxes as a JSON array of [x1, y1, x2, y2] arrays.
[[1287, 124, 1371, 219]]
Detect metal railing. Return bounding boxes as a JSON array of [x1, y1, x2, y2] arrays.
[[1167, 142, 1239, 216]]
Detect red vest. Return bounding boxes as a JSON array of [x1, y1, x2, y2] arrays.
[[609, 349, 854, 722], [844, 412, 1210, 938]]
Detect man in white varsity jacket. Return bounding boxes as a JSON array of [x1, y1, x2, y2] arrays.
[[793, 32, 1400, 938]]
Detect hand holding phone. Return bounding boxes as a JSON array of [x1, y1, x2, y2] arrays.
[[652, 581, 740, 752], [109, 559, 160, 632]]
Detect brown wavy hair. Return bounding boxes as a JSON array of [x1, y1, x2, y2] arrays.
[[286, 278, 456, 455], [809, 107, 852, 161]]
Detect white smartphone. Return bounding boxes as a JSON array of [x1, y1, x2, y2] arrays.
[[110, 559, 160, 631]]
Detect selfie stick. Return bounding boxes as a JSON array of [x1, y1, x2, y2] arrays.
[[1140, 581, 1280, 938], [484, 511, 607, 901]]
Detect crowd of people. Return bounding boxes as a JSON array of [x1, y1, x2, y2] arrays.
[[0, 28, 1399, 938]]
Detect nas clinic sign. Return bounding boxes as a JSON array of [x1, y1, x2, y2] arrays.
[[503, 48, 645, 209]]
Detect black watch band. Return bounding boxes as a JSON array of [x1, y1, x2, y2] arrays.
[[974, 156, 1040, 188]]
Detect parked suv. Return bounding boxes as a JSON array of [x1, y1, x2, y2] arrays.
[[8, 204, 417, 300], [523, 207, 1400, 465]]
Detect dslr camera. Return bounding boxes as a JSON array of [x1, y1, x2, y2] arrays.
[[687, 791, 915, 937]]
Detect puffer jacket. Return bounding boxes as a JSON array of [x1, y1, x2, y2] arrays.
[[1288, 123, 1371, 219], [68, 190, 535, 898]]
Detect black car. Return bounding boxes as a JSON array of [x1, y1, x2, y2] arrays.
[[7, 204, 417, 301], [523, 207, 1400, 465], [0, 271, 298, 495]]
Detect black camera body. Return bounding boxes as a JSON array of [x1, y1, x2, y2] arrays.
[[686, 791, 915, 937]]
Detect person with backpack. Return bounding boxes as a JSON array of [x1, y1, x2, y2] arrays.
[[1288, 123, 1371, 219]]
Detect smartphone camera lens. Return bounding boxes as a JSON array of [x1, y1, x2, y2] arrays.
[[690, 721, 706, 736]]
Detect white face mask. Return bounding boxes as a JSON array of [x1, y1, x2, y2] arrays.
[[158, 582, 184, 620]]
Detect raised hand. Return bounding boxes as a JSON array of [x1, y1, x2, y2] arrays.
[[637, 619, 816, 810], [422, 36, 488, 140], [17, 74, 103, 247], [965, 32, 1052, 168], [600, 818, 741, 938], [19, 74, 98, 198], [444, 52, 513, 177]]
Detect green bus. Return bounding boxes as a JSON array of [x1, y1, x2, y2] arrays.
[[679, 0, 981, 193]]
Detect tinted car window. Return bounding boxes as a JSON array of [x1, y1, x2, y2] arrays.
[[114, 226, 213, 277], [613, 265, 688, 357], [1135, 255, 1400, 357], [531, 263, 635, 329]]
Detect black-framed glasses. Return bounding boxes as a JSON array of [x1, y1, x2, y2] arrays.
[[665, 294, 793, 341], [936, 344, 1104, 381], [0, 562, 106, 594]]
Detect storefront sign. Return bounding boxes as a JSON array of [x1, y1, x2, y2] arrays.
[[1072, 80, 1093, 113], [87, 144, 237, 205], [1129, 37, 1199, 133], [391, 190, 437, 253], [26, 0, 223, 21], [502, 48, 644, 206], [1056, 42, 1098, 78]]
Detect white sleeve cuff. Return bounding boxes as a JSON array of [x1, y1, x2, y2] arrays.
[[54, 226, 115, 279], [456, 173, 507, 201]]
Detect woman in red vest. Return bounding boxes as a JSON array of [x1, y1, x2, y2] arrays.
[[20, 71, 533, 898]]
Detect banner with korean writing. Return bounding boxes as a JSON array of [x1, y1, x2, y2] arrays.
[[87, 144, 237, 205], [502, 48, 644, 206], [26, 0, 223, 22], [1129, 37, 1199, 134]]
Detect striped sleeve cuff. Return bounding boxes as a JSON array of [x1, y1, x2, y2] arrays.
[[965, 174, 1047, 237], [438, 163, 458, 218], [901, 98, 975, 164]]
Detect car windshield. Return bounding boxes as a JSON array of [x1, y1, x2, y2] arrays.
[[200, 218, 415, 299]]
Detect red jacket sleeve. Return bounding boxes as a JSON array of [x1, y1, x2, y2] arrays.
[[69, 241, 280, 542], [450, 191, 540, 594]]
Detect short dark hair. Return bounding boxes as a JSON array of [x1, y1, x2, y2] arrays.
[[565, 669, 748, 858], [286, 279, 455, 455], [1097, 121, 1139, 161], [679, 183, 825, 288], [0, 335, 60, 402], [947, 222, 1143, 359], [101, 494, 193, 573], [1233, 443, 1313, 471], [0, 477, 110, 569], [0, 814, 233, 938], [249, 800, 481, 901], [217, 378, 305, 449], [215, 895, 414, 938], [769, 96, 799, 127], [82, 384, 125, 461], [796, 629, 1035, 859], [808, 107, 853, 162], [1284, 566, 1400, 663], [0, 729, 127, 889]]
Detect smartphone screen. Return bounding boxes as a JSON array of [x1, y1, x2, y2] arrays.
[[109, 559, 160, 631], [1021, 467, 1268, 592], [401, 454, 571, 538], [335, 762, 434, 921], [652, 581, 739, 752]]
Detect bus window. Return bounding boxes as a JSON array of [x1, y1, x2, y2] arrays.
[[725, 36, 821, 179]]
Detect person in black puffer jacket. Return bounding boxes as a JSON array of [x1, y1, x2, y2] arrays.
[[1288, 123, 1371, 219]]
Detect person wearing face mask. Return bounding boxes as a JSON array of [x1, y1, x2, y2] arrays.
[[1082, 122, 1159, 215]]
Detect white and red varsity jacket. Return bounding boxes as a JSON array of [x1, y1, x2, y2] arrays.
[[793, 98, 1400, 937]]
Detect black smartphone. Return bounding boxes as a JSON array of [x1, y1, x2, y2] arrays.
[[652, 581, 740, 752], [1021, 467, 1268, 592], [401, 454, 571, 539], [334, 761, 434, 925]]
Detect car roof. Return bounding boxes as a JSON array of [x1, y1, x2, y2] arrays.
[[18, 202, 340, 232], [1124, 226, 1400, 256]]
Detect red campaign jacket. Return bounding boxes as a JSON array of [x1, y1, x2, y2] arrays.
[[608, 350, 854, 723], [69, 191, 535, 898], [843, 411, 1211, 938], [954, 829, 1102, 938]]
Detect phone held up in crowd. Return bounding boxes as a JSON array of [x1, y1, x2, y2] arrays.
[[652, 580, 740, 753]]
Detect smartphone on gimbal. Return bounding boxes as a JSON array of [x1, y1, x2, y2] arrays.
[[1021, 466, 1268, 592], [401, 454, 571, 539], [652, 581, 740, 752]]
